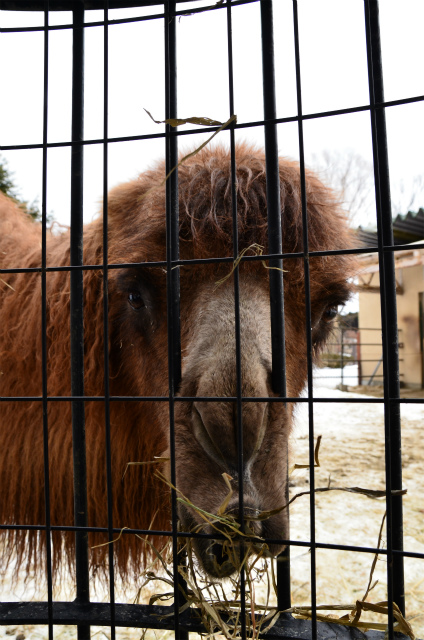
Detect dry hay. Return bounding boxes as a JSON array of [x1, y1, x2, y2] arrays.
[[112, 447, 415, 640]]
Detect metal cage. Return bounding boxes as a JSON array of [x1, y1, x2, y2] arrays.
[[0, 2, 423, 640]]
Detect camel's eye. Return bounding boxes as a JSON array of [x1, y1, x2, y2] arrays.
[[323, 306, 338, 322], [128, 291, 145, 310]]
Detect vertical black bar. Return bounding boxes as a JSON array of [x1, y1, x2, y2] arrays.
[[70, 5, 90, 640], [225, 2, 247, 638], [292, 2, 317, 639], [364, 0, 405, 622], [41, 6, 53, 640], [260, 0, 290, 611], [164, 3, 186, 640], [165, 0, 181, 389], [102, 4, 116, 640]]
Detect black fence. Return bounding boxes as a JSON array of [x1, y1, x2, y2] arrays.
[[317, 326, 404, 387], [1, 2, 423, 640]]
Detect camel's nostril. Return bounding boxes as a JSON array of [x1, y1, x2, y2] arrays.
[[192, 397, 269, 471], [207, 541, 238, 578], [192, 404, 227, 468]]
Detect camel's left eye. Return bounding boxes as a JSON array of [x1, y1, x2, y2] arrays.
[[323, 306, 338, 322], [128, 291, 145, 310]]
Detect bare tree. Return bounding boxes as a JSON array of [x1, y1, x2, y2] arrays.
[[310, 149, 424, 226], [391, 174, 424, 216], [310, 150, 374, 227]]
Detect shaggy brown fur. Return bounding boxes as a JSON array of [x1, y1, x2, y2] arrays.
[[0, 144, 354, 581]]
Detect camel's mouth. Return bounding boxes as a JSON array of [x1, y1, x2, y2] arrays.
[[179, 503, 283, 578], [193, 531, 266, 578]]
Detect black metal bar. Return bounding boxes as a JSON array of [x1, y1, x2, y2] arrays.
[[41, 6, 54, 640], [292, 1, 317, 637], [364, 0, 405, 622], [260, 0, 291, 611], [165, 0, 181, 390], [164, 3, 187, 639], [0, 602, 414, 640], [225, 1, 247, 636], [2, 243, 407, 276], [3, 92, 424, 153], [3, 393, 423, 404], [1, 0, 259, 13], [101, 3, 116, 639], [2, 520, 423, 558], [260, 0, 286, 396], [70, 5, 90, 640]]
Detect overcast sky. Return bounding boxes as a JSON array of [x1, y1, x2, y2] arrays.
[[0, 0, 423, 229]]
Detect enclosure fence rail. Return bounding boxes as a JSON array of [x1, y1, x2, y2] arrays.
[[163, 2, 189, 638], [292, 3, 318, 639], [0, 1, 422, 640], [364, 0, 405, 624], [260, 0, 291, 611], [225, 1, 248, 634], [100, 5, 118, 640], [41, 7, 54, 640], [69, 8, 91, 640]]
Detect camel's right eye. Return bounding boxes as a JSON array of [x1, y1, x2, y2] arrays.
[[128, 291, 145, 310], [323, 306, 338, 322]]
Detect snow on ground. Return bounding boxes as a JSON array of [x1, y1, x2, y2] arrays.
[[288, 369, 424, 636], [312, 364, 359, 389], [1, 368, 423, 639]]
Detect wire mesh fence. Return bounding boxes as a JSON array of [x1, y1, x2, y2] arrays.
[[0, 2, 423, 640]]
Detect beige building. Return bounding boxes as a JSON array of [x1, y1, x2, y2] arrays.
[[357, 244, 424, 388]]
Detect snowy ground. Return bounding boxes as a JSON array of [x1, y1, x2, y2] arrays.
[[289, 368, 424, 637], [312, 363, 359, 389], [2, 367, 423, 639]]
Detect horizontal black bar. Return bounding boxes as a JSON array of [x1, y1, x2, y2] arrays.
[[381, 241, 424, 251], [320, 359, 403, 364], [2, 242, 423, 278], [0, 394, 422, 403], [0, 0, 258, 23], [1, 519, 422, 559], [1, 94, 423, 152], [0, 602, 413, 640]]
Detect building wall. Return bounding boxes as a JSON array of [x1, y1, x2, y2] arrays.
[[358, 274, 383, 385], [358, 264, 424, 388], [397, 265, 424, 387]]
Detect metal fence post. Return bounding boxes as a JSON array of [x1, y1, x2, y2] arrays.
[[260, 0, 291, 611], [70, 5, 90, 640], [357, 331, 362, 385], [364, 0, 405, 619], [164, 3, 188, 639]]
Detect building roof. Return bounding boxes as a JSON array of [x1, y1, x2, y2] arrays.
[[357, 208, 424, 247], [358, 240, 424, 274]]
